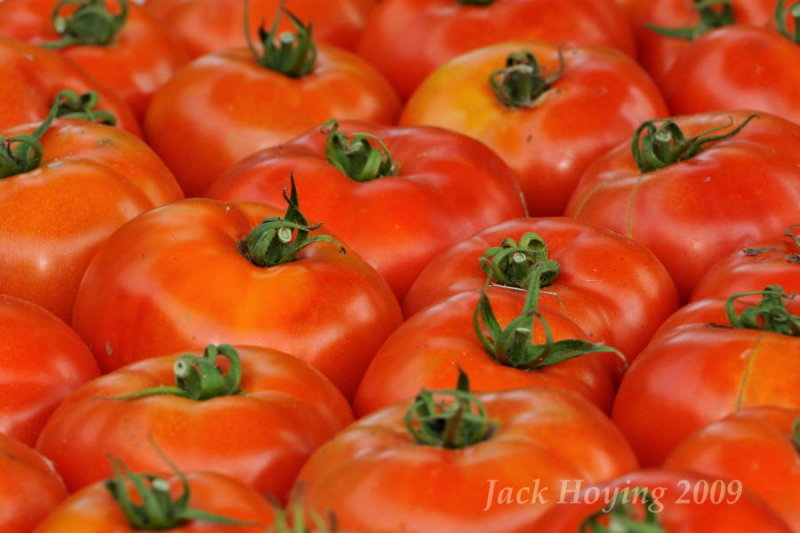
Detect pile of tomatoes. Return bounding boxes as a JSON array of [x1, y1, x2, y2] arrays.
[[1, 0, 800, 531]]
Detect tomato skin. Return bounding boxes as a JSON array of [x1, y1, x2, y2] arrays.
[[0, 119, 182, 323], [533, 469, 793, 532], [0, 295, 100, 447], [144, 46, 401, 197], [358, 0, 635, 100], [611, 295, 800, 467], [70, 199, 402, 400], [0, 433, 67, 533], [664, 407, 800, 531], [0, 38, 140, 136], [403, 217, 679, 360], [565, 110, 800, 301], [293, 387, 638, 533], [35, 345, 353, 498], [400, 40, 668, 216], [145, 0, 378, 58], [33, 471, 275, 532], [205, 121, 526, 299]]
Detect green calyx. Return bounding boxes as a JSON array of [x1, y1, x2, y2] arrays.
[[405, 368, 495, 449], [112, 344, 243, 401], [579, 489, 666, 533], [786, 224, 800, 263], [479, 232, 560, 289], [42, 0, 127, 49], [645, 0, 734, 41], [322, 119, 396, 182], [489, 49, 564, 109], [54, 89, 117, 125], [632, 114, 758, 173], [776, 0, 800, 42], [245, 2, 316, 77], [240, 175, 343, 267], [266, 499, 337, 533], [725, 285, 800, 336]]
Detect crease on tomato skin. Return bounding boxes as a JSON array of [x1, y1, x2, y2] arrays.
[[734, 333, 764, 412]]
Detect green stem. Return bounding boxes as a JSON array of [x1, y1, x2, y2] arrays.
[[245, 0, 316, 77], [725, 285, 800, 336], [321, 119, 396, 182], [405, 368, 494, 449], [53, 89, 117, 125], [479, 232, 560, 289], [579, 489, 666, 533], [111, 344, 243, 401], [267, 498, 337, 533], [42, 0, 127, 49], [240, 175, 342, 267], [488, 49, 564, 109], [632, 114, 758, 173], [776, 0, 800, 42], [645, 0, 734, 41]]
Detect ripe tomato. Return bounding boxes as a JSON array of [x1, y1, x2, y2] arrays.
[[565, 110, 800, 301], [403, 217, 679, 360], [357, 0, 635, 100], [0, 294, 99, 447], [145, 12, 400, 197], [612, 286, 800, 466], [36, 344, 353, 498], [0, 0, 189, 120], [205, 120, 526, 299], [70, 196, 402, 399], [144, 0, 378, 58], [400, 40, 668, 215], [0, 110, 182, 322], [0, 433, 66, 533], [533, 469, 793, 532], [294, 380, 638, 532], [664, 406, 800, 531], [0, 37, 140, 135]]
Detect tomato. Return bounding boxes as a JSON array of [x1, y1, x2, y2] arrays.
[[0, 37, 140, 135], [664, 406, 800, 531], [565, 110, 800, 301], [70, 195, 402, 400], [0, 107, 182, 323], [0, 294, 99, 447], [36, 344, 353, 498], [399, 40, 668, 215], [0, 433, 66, 533], [612, 285, 800, 466], [293, 378, 638, 533], [403, 217, 678, 360], [144, 12, 400, 197], [625, 0, 774, 87], [533, 469, 793, 532], [692, 224, 800, 302], [34, 468, 275, 532], [0, 0, 189, 121], [205, 120, 526, 299], [144, 0, 378, 58], [357, 0, 635, 100]]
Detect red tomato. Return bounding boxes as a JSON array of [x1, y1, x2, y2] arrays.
[[0, 295, 99, 447], [0, 433, 66, 533], [565, 110, 800, 301], [205, 120, 526, 299], [399, 40, 668, 215], [0, 112, 182, 323], [403, 217, 679, 360], [357, 0, 635, 100], [0, 37, 140, 135], [144, 13, 400, 197], [144, 0, 378, 58], [692, 225, 800, 301], [70, 197, 402, 399], [294, 383, 638, 533], [664, 406, 800, 531], [36, 344, 353, 498], [34, 469, 275, 532], [0, 0, 189, 120], [612, 286, 800, 466], [534, 469, 793, 532]]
